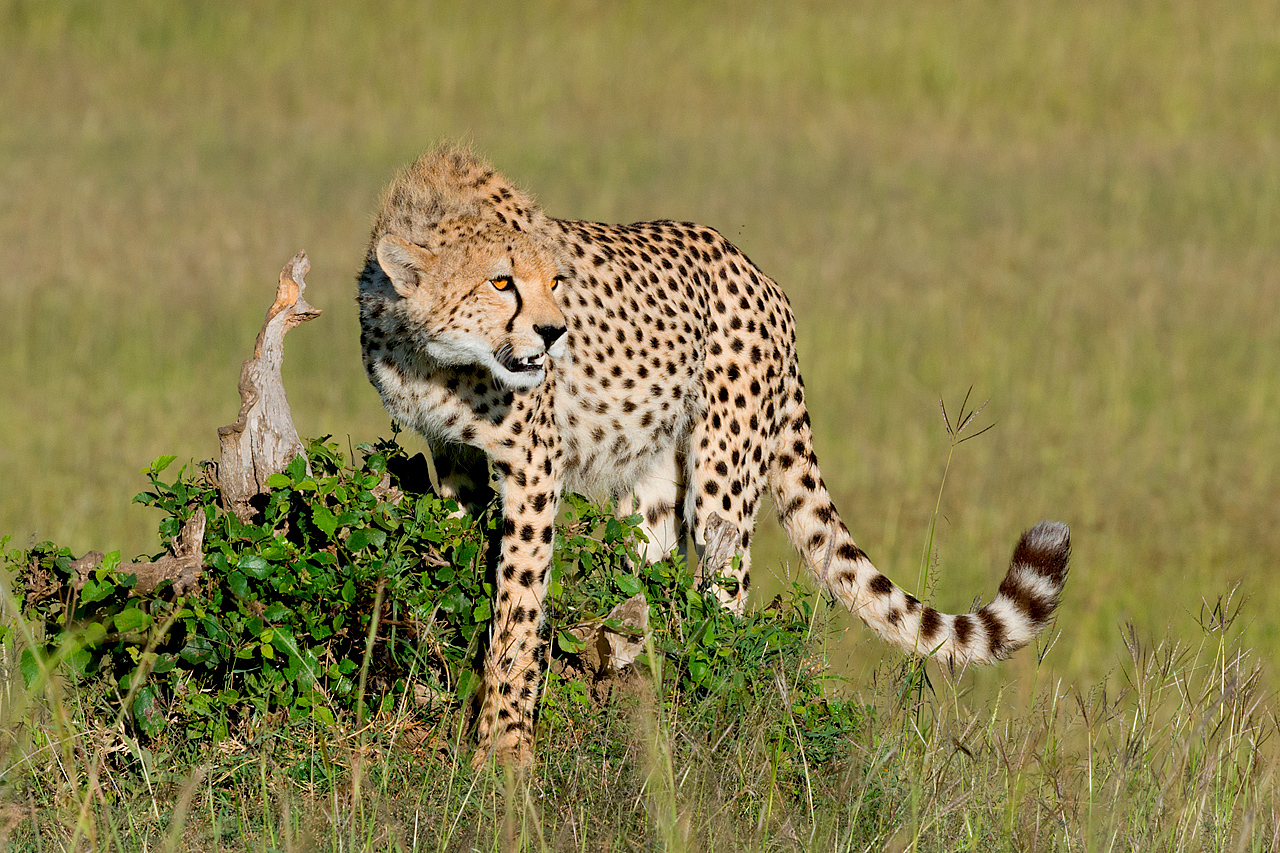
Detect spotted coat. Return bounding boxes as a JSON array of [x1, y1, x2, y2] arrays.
[[357, 145, 1070, 767]]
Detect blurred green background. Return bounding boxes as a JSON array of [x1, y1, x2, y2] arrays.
[[3, 0, 1278, 688]]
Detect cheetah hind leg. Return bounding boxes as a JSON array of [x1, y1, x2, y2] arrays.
[[693, 512, 753, 614], [617, 447, 688, 568], [685, 418, 768, 615]]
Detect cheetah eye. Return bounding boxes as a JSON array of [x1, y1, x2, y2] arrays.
[[490, 275, 514, 291], [550, 275, 565, 291]]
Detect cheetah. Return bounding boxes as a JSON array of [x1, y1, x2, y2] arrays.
[[357, 144, 1070, 767]]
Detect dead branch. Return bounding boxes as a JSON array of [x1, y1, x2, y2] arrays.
[[71, 511, 207, 596], [216, 251, 321, 522]]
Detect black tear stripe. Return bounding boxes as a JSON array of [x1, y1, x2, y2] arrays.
[[504, 279, 524, 334]]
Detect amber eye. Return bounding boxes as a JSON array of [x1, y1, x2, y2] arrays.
[[490, 276, 513, 291], [551, 275, 564, 290]]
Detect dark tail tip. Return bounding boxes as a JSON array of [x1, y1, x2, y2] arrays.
[[1012, 520, 1071, 585]]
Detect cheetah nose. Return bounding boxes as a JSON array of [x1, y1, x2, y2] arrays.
[[534, 324, 566, 350]]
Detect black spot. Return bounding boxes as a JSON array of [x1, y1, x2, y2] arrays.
[[920, 607, 942, 641], [837, 542, 866, 562], [978, 608, 1005, 654], [868, 574, 894, 597]]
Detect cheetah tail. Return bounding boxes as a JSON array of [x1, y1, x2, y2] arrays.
[[767, 386, 1069, 668]]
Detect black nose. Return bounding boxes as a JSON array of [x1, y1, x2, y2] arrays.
[[534, 324, 566, 350]]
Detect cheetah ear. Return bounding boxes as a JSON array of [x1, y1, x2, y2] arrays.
[[375, 235, 439, 297]]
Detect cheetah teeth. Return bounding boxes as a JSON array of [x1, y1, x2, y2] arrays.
[[499, 351, 545, 373]]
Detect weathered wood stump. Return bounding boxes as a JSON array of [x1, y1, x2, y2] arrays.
[[216, 251, 321, 522]]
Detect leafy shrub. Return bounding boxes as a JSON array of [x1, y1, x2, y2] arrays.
[[3, 438, 856, 759], [6, 439, 493, 740]]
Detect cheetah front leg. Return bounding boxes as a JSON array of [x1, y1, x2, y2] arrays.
[[472, 429, 563, 768]]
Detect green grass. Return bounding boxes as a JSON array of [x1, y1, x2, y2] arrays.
[[3, 0, 1280, 845], [4, 584, 1276, 850]]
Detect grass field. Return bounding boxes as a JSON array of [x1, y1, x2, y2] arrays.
[[3, 0, 1280, 847]]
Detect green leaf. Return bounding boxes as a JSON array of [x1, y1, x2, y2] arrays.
[[259, 543, 288, 562], [285, 453, 308, 481], [439, 588, 466, 613], [616, 573, 643, 597], [146, 455, 178, 476], [456, 669, 480, 701], [65, 646, 92, 678], [266, 473, 292, 490], [312, 505, 339, 538], [557, 629, 586, 654], [113, 607, 153, 634], [80, 577, 115, 606], [270, 627, 296, 654], [345, 527, 386, 552], [227, 571, 249, 598], [19, 649, 42, 687], [133, 684, 165, 737], [313, 705, 335, 727], [180, 635, 214, 665], [263, 602, 291, 622], [238, 555, 272, 579], [688, 658, 708, 685]]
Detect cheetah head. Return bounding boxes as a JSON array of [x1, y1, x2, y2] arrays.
[[374, 226, 568, 391]]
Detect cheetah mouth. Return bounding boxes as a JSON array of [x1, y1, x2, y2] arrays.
[[493, 346, 545, 376]]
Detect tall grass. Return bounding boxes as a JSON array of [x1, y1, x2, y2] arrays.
[[4, 574, 1277, 849]]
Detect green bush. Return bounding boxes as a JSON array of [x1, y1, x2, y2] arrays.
[[3, 438, 854, 758], [6, 439, 493, 741]]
